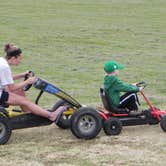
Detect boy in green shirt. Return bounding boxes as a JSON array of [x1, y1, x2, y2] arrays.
[[103, 60, 143, 112]]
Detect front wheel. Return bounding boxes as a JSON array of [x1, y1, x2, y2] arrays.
[[52, 99, 75, 129], [160, 115, 166, 132], [70, 107, 102, 139], [103, 118, 122, 136], [0, 116, 12, 145]]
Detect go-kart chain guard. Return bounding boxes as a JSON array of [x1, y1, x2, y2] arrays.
[[33, 78, 81, 108]]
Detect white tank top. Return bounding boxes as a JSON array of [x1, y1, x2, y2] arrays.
[[0, 57, 14, 97]]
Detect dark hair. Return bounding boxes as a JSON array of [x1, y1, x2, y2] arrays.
[[4, 43, 22, 59]]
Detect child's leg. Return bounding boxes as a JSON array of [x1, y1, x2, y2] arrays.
[[119, 92, 139, 111]]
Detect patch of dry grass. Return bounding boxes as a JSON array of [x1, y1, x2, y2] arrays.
[[1, 125, 166, 166]]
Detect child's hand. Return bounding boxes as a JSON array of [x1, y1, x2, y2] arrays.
[[132, 82, 137, 86], [139, 87, 144, 91]]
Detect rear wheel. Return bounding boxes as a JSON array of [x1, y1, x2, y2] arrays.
[[52, 99, 74, 129], [103, 118, 122, 135], [160, 115, 166, 132], [70, 107, 102, 139], [0, 116, 12, 145]]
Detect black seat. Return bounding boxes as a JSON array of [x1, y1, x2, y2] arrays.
[[100, 87, 128, 114], [0, 103, 9, 108]]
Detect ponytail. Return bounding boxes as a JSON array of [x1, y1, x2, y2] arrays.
[[4, 43, 22, 59]]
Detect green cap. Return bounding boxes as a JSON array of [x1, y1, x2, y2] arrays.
[[104, 60, 124, 73]]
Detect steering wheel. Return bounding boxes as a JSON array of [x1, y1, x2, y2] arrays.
[[136, 81, 147, 89], [23, 71, 35, 91]]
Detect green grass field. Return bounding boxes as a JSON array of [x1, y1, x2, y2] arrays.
[[0, 0, 166, 165]]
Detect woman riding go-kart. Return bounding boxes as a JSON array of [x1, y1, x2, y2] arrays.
[[0, 73, 82, 144], [0, 43, 82, 144]]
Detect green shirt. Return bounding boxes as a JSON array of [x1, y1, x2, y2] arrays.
[[103, 75, 139, 107]]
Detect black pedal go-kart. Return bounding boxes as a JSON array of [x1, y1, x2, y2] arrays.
[[0, 72, 82, 145], [70, 82, 166, 139]]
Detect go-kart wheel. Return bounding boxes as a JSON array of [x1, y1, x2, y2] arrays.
[[52, 99, 74, 129], [70, 107, 102, 139], [0, 116, 12, 145], [160, 116, 166, 132], [103, 118, 122, 136]]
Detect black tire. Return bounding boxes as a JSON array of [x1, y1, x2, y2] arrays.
[[52, 99, 74, 129], [103, 118, 122, 136], [70, 107, 102, 139], [0, 116, 12, 145], [160, 115, 166, 132]]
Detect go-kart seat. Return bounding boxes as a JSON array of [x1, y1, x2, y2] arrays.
[[100, 87, 128, 114], [0, 103, 9, 108]]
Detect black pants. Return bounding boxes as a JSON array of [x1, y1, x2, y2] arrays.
[[118, 92, 140, 111]]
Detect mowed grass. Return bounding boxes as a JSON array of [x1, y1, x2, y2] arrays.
[[0, 0, 166, 165]]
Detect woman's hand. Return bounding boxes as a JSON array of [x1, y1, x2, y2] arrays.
[[26, 77, 36, 85], [13, 71, 31, 80]]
